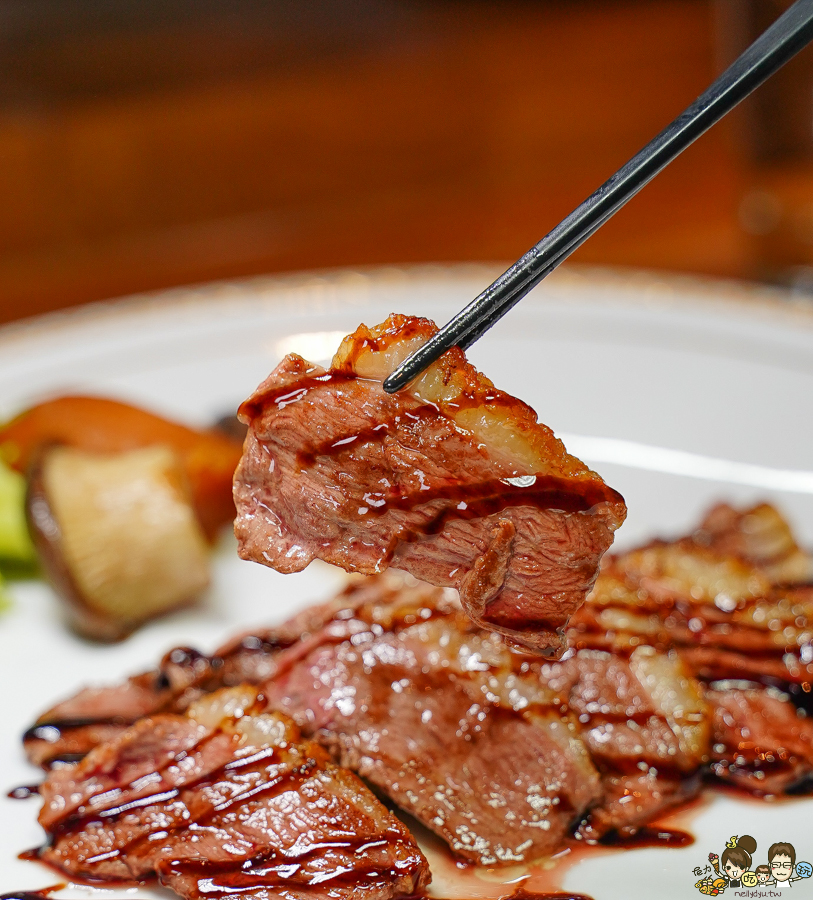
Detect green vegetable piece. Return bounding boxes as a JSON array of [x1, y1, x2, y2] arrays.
[[0, 456, 36, 569], [0, 571, 9, 612]]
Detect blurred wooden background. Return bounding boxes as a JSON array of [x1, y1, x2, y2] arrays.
[[1, 0, 812, 324]]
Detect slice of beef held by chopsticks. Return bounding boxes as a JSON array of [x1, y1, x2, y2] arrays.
[[544, 648, 710, 841], [37, 685, 429, 900], [264, 574, 603, 866], [234, 314, 626, 656]]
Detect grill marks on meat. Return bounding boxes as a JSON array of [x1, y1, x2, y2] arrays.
[[568, 503, 813, 686], [37, 685, 430, 900], [234, 314, 626, 655], [543, 648, 709, 840]]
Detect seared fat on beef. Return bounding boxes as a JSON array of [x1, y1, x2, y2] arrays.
[[37, 685, 430, 900], [234, 314, 626, 655], [545, 647, 709, 839], [707, 682, 813, 795], [569, 502, 813, 686]]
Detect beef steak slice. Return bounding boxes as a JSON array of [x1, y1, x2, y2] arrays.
[[234, 314, 626, 655], [37, 685, 430, 900]]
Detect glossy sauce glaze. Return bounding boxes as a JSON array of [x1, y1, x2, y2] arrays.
[[23, 717, 128, 742], [31, 706, 426, 895], [7, 784, 40, 799], [293, 409, 621, 519], [0, 889, 64, 900], [599, 827, 694, 849], [239, 369, 356, 420], [244, 368, 621, 528], [17, 847, 145, 887], [42, 733, 312, 844], [163, 835, 413, 894]]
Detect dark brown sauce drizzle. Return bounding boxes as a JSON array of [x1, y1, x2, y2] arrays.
[[18, 847, 144, 888], [0, 886, 64, 900], [21, 634, 303, 769], [164, 852, 409, 893], [246, 368, 621, 527], [23, 717, 128, 743], [7, 784, 39, 799], [289, 394, 621, 522], [240, 369, 357, 419], [38, 724, 337, 890], [599, 826, 694, 849], [402, 475, 620, 525]]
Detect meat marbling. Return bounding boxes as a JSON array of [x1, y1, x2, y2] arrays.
[[234, 314, 626, 655]]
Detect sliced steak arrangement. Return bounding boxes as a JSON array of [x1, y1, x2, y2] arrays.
[[694, 502, 813, 584], [22, 502, 813, 888], [37, 685, 430, 900], [543, 647, 708, 840], [24, 602, 343, 768], [234, 314, 626, 655]]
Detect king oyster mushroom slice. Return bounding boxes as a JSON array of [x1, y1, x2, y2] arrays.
[[28, 445, 210, 641]]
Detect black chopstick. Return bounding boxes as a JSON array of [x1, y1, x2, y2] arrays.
[[383, 0, 813, 392]]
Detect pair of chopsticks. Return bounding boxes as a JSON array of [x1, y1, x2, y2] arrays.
[[383, 0, 813, 394]]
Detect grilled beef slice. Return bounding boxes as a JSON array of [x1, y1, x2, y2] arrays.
[[24, 601, 341, 768], [234, 314, 626, 655], [568, 503, 813, 686], [694, 502, 812, 584], [263, 575, 711, 852], [706, 682, 813, 795], [38, 685, 429, 900], [543, 647, 709, 840]]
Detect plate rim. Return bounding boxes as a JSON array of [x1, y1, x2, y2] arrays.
[[3, 262, 813, 356]]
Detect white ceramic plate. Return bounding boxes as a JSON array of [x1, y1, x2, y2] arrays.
[[1, 264, 813, 900]]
